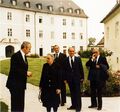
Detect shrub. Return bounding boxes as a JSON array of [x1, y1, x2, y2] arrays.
[[28, 54, 39, 58]]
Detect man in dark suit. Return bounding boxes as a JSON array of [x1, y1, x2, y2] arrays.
[[64, 47, 84, 112], [53, 45, 67, 106], [86, 48, 109, 110], [6, 41, 32, 112]]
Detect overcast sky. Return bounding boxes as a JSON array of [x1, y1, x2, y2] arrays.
[[73, 0, 117, 42]]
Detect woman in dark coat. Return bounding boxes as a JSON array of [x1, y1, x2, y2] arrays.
[[39, 54, 61, 112]]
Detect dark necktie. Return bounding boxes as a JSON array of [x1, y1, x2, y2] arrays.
[[24, 55, 27, 63], [71, 57, 74, 68]]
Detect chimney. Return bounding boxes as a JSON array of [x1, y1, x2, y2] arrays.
[[117, 0, 120, 4]]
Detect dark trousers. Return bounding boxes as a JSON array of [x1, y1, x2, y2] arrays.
[[68, 80, 81, 111], [90, 80, 105, 108], [60, 82, 66, 104], [10, 89, 25, 112]]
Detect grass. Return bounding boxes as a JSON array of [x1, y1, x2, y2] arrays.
[[0, 57, 89, 86], [0, 102, 8, 112]]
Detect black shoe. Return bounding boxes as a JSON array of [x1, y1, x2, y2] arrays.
[[61, 103, 65, 106], [97, 107, 102, 110], [67, 106, 75, 110], [88, 105, 97, 108]]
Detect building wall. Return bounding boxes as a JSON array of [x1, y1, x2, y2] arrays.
[[0, 6, 88, 57], [104, 8, 120, 71]]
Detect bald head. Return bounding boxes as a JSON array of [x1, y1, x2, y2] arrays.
[[68, 47, 75, 57]]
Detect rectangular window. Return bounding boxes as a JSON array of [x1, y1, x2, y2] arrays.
[[51, 17, 54, 24], [63, 32, 66, 39], [39, 17, 42, 23], [7, 12, 12, 20], [80, 33, 83, 39], [39, 31, 43, 38], [51, 46, 54, 53], [63, 19, 66, 25], [115, 21, 119, 38], [106, 27, 109, 39], [72, 33, 75, 39], [80, 46, 83, 51], [8, 28, 12, 36], [79, 20, 83, 27], [71, 19, 75, 26], [51, 32, 54, 39], [26, 14, 30, 22], [26, 29, 30, 37]]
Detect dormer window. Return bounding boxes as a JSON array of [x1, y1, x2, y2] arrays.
[[36, 3, 42, 10], [24, 1, 30, 8], [0, 0, 3, 4], [68, 8, 73, 13], [76, 9, 81, 14], [59, 7, 64, 12], [11, 0, 17, 6], [47, 5, 53, 11]]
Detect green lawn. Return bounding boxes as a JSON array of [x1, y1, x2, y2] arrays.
[[0, 57, 89, 87]]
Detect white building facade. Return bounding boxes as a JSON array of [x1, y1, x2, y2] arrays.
[[101, 2, 120, 71], [0, 0, 88, 57]]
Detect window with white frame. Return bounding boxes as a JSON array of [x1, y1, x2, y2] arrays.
[[51, 31, 54, 39], [106, 27, 109, 39], [26, 14, 30, 22], [80, 33, 83, 39], [39, 30, 43, 38], [59, 7, 64, 12], [7, 12, 12, 20], [8, 28, 12, 36], [115, 21, 119, 38], [26, 29, 30, 37], [39, 17, 42, 23], [51, 17, 54, 24], [63, 19, 66, 25], [11, 0, 17, 6], [79, 20, 83, 27], [72, 33, 75, 39], [51, 46, 54, 53], [80, 46, 83, 51], [0, 0, 3, 4], [71, 19, 75, 26], [63, 32, 66, 39]]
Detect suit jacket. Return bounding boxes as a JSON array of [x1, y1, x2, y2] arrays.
[[64, 56, 84, 82], [54, 52, 66, 80], [6, 51, 28, 90], [86, 56, 109, 81]]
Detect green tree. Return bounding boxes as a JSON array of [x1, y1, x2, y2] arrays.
[[88, 37, 96, 45]]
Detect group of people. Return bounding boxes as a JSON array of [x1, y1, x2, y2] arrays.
[[6, 41, 109, 112]]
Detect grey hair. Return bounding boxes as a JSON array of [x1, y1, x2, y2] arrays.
[[47, 53, 54, 59], [21, 41, 31, 49]]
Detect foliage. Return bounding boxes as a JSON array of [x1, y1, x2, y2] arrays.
[[88, 37, 96, 46], [0, 102, 8, 112], [28, 54, 40, 58], [78, 50, 92, 58], [0, 58, 120, 97]]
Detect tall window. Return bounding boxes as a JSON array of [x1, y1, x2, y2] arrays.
[[79, 20, 83, 27], [106, 27, 109, 39], [72, 33, 75, 39], [39, 31, 43, 38], [51, 17, 54, 24], [26, 29, 30, 37], [26, 14, 30, 22], [63, 19, 66, 25], [115, 21, 119, 38], [7, 12, 12, 20], [8, 28, 12, 36], [63, 32, 66, 39], [71, 19, 75, 26], [39, 17, 42, 23], [11, 0, 17, 6], [51, 32, 54, 39], [51, 46, 54, 53], [80, 33, 83, 39], [80, 46, 83, 51], [0, 0, 3, 4]]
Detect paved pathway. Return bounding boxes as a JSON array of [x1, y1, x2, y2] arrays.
[[0, 73, 120, 112]]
